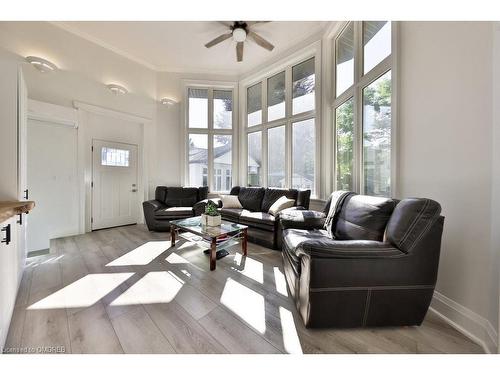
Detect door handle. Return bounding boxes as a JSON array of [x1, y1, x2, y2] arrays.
[[24, 189, 29, 200], [1, 224, 11, 245], [131, 189, 138, 192], [17, 213, 23, 225]]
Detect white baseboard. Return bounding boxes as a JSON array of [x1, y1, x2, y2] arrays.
[[430, 291, 498, 354]]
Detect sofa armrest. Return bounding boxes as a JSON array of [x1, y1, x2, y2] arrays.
[[295, 239, 404, 259], [142, 200, 167, 230], [193, 198, 222, 216], [280, 210, 326, 230]]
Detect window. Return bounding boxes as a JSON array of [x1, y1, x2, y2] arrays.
[[213, 135, 232, 192], [292, 119, 315, 190], [363, 71, 391, 196], [247, 131, 262, 187], [267, 72, 285, 122], [333, 21, 394, 196], [335, 22, 354, 96], [335, 98, 354, 190], [214, 90, 232, 129], [244, 55, 317, 194], [292, 57, 315, 115], [101, 147, 130, 167], [188, 134, 208, 187], [186, 85, 234, 191], [268, 125, 285, 187], [188, 88, 208, 128], [247, 83, 262, 127]]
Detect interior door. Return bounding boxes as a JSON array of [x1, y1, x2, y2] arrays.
[[92, 139, 139, 230]]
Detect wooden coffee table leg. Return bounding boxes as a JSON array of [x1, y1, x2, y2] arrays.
[[210, 238, 217, 271], [170, 226, 176, 247], [242, 228, 248, 256]]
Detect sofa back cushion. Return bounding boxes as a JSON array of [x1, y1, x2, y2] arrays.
[[155, 186, 168, 202], [198, 186, 209, 201], [385, 198, 442, 253], [237, 187, 265, 212], [261, 188, 298, 212], [334, 194, 396, 241], [296, 190, 311, 209], [165, 187, 199, 207]]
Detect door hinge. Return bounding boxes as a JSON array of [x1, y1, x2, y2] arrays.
[[91, 217, 93, 223], [91, 181, 94, 188], [91, 146, 94, 152]]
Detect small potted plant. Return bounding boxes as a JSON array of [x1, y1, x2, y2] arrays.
[[201, 200, 221, 227]]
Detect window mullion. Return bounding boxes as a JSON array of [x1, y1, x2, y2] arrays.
[[208, 89, 214, 190], [286, 120, 293, 189], [354, 21, 363, 194]]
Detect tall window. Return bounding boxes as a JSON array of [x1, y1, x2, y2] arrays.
[[333, 21, 394, 196], [244, 56, 317, 195], [187, 86, 234, 192]]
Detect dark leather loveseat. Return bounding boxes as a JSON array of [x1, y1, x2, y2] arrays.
[[218, 186, 311, 249], [280, 192, 444, 328], [143, 186, 209, 231]]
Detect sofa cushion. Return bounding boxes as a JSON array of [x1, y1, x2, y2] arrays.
[[239, 210, 275, 230], [237, 187, 265, 212], [155, 206, 193, 218], [220, 208, 243, 221], [198, 186, 209, 201], [155, 186, 168, 203], [261, 188, 298, 212], [282, 228, 330, 275], [334, 194, 396, 241], [385, 198, 442, 253], [268, 196, 295, 216], [165, 187, 199, 207], [220, 195, 243, 209]]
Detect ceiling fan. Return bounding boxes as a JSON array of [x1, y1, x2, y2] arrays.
[[205, 21, 275, 62]]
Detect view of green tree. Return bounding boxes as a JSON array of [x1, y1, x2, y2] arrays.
[[336, 98, 354, 190]]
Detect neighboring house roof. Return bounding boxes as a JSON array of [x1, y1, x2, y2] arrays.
[[190, 143, 260, 167]]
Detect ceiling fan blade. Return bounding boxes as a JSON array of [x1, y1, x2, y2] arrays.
[[247, 31, 274, 51], [236, 42, 244, 62], [246, 21, 270, 26], [218, 21, 234, 28], [205, 32, 232, 48]]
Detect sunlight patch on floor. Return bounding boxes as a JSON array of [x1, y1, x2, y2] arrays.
[[273, 267, 288, 296], [231, 253, 264, 284], [220, 278, 266, 333], [279, 306, 303, 354], [166, 252, 191, 264], [106, 241, 170, 266], [110, 271, 184, 306], [28, 273, 134, 310]]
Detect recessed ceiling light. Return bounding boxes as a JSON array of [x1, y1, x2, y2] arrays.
[[106, 84, 128, 95], [160, 98, 176, 105], [26, 56, 58, 73]]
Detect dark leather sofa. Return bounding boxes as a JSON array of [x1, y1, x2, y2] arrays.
[[280, 192, 444, 328], [218, 186, 311, 249], [143, 186, 209, 231]]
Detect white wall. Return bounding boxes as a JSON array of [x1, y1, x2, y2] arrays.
[[399, 21, 498, 352]]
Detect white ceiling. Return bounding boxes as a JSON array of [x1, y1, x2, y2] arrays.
[[52, 21, 327, 75]]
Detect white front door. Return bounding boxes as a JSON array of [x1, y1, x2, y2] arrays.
[[92, 140, 139, 230]]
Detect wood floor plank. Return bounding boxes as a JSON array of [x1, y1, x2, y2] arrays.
[[144, 302, 228, 354], [110, 305, 176, 354], [67, 303, 123, 354], [21, 308, 71, 353]]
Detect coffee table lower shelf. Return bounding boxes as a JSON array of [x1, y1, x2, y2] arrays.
[[169, 217, 248, 271]]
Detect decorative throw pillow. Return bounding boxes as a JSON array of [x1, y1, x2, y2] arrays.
[[220, 195, 243, 209], [268, 196, 295, 216]]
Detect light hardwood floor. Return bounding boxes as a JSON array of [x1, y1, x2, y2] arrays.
[[4, 224, 484, 354]]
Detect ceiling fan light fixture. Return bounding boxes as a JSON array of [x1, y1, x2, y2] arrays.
[[106, 83, 128, 95], [160, 98, 176, 106], [26, 56, 58, 73], [232, 27, 247, 43]]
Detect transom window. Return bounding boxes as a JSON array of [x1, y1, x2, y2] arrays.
[[187, 86, 235, 192], [101, 147, 129, 167], [245, 56, 317, 195], [333, 21, 394, 197]]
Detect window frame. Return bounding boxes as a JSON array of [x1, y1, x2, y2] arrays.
[[331, 21, 398, 197], [239, 41, 322, 197], [182, 80, 238, 193]]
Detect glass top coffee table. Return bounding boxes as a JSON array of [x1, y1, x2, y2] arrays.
[[170, 216, 248, 271]]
